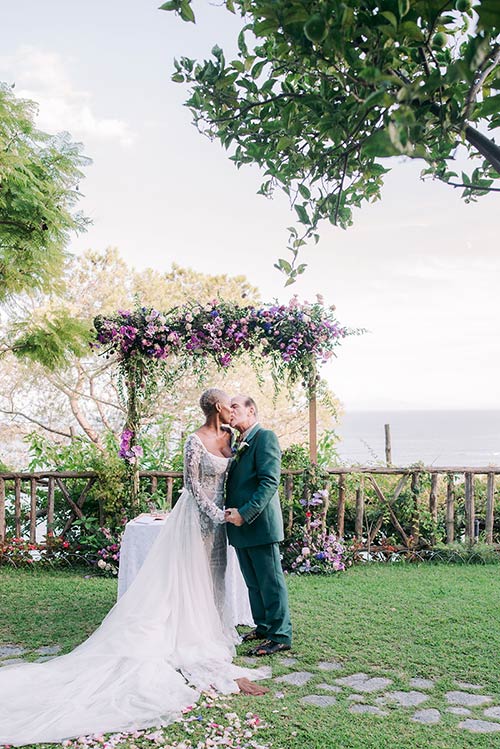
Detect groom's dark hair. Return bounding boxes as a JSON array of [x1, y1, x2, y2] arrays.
[[244, 396, 258, 417]]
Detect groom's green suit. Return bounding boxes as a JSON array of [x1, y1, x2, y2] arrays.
[[225, 424, 292, 645]]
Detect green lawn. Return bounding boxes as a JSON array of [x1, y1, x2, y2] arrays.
[[1, 564, 500, 748]]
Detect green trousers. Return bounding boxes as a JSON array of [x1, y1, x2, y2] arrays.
[[236, 543, 292, 645]]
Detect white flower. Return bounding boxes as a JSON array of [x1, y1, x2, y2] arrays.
[[97, 559, 106, 569], [233, 440, 249, 462]]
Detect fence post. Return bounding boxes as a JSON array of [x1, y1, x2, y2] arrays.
[[486, 472, 495, 544], [166, 477, 174, 510], [411, 472, 420, 546], [464, 472, 475, 543], [355, 476, 364, 540], [429, 473, 438, 545], [337, 474, 346, 538], [30, 479, 37, 543], [47, 477, 55, 541], [446, 474, 455, 543], [0, 478, 5, 544], [384, 424, 392, 466], [14, 477, 22, 538]]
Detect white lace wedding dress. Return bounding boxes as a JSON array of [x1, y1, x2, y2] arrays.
[[0, 434, 266, 746]]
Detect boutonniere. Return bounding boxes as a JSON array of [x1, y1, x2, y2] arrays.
[[232, 440, 249, 462]]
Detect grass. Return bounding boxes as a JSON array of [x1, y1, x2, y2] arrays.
[[2, 564, 500, 748]]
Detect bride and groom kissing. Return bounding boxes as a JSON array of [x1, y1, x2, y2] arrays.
[[0, 388, 292, 746], [199, 389, 292, 656]]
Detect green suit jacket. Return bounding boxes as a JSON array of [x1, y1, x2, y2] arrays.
[[225, 425, 284, 548]]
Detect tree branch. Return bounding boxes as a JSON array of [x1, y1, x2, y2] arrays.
[[334, 154, 349, 225], [48, 370, 104, 448], [0, 407, 72, 438], [448, 181, 500, 192], [88, 376, 114, 432], [463, 45, 500, 123], [212, 91, 305, 124]]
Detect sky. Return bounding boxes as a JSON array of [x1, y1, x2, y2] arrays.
[[1, 0, 499, 412]]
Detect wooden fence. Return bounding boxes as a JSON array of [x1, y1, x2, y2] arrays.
[[0, 466, 499, 547]]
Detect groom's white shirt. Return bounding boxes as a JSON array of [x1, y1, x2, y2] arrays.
[[241, 422, 260, 442]]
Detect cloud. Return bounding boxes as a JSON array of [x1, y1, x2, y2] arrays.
[[0, 46, 135, 147]]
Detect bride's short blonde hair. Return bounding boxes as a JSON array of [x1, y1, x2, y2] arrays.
[[199, 388, 228, 416]]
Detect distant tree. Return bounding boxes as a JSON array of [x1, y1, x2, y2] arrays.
[[0, 83, 91, 367], [162, 0, 500, 281], [0, 249, 339, 466], [0, 83, 89, 300]]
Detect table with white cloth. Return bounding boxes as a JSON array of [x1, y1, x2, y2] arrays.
[[117, 514, 254, 626]]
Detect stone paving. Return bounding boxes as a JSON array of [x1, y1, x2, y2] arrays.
[[3, 643, 500, 736], [0, 642, 62, 667], [266, 654, 500, 735]]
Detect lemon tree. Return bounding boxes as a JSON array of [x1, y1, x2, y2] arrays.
[[162, 0, 500, 281]]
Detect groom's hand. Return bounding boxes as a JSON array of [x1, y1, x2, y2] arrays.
[[225, 508, 245, 526]]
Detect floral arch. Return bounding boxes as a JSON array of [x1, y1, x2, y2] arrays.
[[93, 296, 357, 500]]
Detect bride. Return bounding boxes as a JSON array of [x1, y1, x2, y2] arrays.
[[0, 388, 269, 747]]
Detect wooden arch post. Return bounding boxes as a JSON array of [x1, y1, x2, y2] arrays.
[[308, 367, 318, 463]]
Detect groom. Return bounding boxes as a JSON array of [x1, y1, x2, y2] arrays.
[[225, 395, 292, 656]]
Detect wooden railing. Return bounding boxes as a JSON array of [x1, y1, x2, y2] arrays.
[[0, 466, 499, 546]]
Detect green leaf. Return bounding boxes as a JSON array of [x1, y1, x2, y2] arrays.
[[380, 11, 398, 28], [477, 0, 500, 30], [179, 0, 195, 23], [364, 89, 394, 108], [298, 184, 311, 199], [158, 1, 178, 10], [238, 24, 252, 55], [261, 78, 277, 93], [254, 18, 280, 35], [251, 59, 267, 79], [475, 93, 500, 117], [400, 21, 425, 42], [397, 0, 411, 18], [275, 258, 292, 274], [362, 130, 401, 157], [295, 203, 310, 224]]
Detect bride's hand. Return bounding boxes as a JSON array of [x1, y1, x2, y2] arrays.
[[235, 677, 269, 696], [225, 508, 245, 526]]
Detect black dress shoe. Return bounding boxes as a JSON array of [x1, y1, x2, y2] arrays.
[[241, 629, 267, 642], [251, 639, 292, 656]]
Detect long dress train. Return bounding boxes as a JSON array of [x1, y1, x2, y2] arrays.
[[0, 434, 266, 746]]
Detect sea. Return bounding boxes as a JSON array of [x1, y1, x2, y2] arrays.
[[335, 410, 500, 468]]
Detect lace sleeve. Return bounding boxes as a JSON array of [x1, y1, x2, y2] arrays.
[[184, 435, 226, 524]]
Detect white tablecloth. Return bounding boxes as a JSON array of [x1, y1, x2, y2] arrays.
[[117, 515, 254, 626]]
